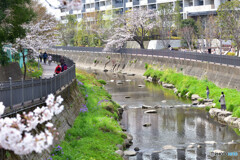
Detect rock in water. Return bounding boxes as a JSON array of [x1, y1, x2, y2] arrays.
[[142, 105, 153, 109], [124, 151, 137, 156], [125, 96, 131, 99], [103, 69, 108, 72], [162, 145, 176, 150], [115, 150, 124, 157], [138, 85, 145, 88], [162, 100, 167, 103], [134, 147, 140, 151], [143, 123, 151, 127], [144, 110, 157, 114], [127, 73, 135, 76]]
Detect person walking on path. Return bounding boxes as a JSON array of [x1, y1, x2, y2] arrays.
[[61, 62, 67, 72], [48, 55, 52, 65], [60, 56, 65, 66], [43, 52, 48, 64], [55, 64, 62, 74], [219, 92, 226, 111], [39, 52, 43, 63], [206, 86, 210, 99]]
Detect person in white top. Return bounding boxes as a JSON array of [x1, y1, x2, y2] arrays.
[[48, 55, 52, 65]]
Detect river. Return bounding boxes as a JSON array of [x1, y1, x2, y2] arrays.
[[89, 69, 240, 160]]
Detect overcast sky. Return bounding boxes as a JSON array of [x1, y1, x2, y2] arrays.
[[39, 0, 61, 19]]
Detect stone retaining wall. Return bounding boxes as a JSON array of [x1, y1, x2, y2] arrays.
[[50, 50, 240, 91]]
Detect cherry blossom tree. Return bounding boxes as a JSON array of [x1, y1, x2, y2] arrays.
[[0, 94, 64, 155], [45, 0, 82, 11], [103, 8, 157, 51], [15, 1, 61, 54]]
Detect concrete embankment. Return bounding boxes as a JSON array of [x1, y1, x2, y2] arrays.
[[50, 50, 240, 91]]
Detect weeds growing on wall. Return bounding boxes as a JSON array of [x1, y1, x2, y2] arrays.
[[49, 70, 125, 160], [21, 60, 43, 79], [144, 67, 240, 117]]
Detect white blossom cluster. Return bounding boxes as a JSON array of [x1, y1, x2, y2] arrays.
[[15, 9, 61, 55], [0, 94, 64, 155], [103, 8, 157, 51]]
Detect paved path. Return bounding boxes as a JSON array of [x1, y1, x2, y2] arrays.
[[41, 61, 57, 78]]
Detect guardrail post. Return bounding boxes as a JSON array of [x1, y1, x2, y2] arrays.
[[54, 74, 57, 93], [32, 78, 34, 102], [21, 78, 24, 105], [9, 77, 13, 110], [40, 76, 42, 100], [60, 73, 62, 91], [51, 75, 53, 94], [45, 78, 47, 98]]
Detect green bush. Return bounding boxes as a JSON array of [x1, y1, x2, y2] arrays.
[[205, 106, 210, 112], [145, 63, 149, 69], [227, 52, 236, 56], [98, 79, 106, 85]]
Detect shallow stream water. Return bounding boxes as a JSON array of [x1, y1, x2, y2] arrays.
[[88, 70, 240, 160]]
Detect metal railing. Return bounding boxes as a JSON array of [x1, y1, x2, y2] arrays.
[[52, 46, 240, 67], [0, 54, 76, 116]]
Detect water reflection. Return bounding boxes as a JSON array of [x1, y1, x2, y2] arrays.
[[88, 70, 240, 159]]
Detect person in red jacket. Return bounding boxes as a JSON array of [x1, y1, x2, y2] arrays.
[[55, 64, 62, 74]]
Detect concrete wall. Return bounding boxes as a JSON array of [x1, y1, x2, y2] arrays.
[[0, 62, 22, 82], [52, 50, 240, 91], [4, 81, 85, 160]]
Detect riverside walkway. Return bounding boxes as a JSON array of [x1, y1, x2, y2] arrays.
[[41, 61, 57, 78]]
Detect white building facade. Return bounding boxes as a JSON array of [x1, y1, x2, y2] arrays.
[[60, 0, 229, 22]]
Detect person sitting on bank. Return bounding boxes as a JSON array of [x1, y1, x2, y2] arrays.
[[55, 64, 62, 74]]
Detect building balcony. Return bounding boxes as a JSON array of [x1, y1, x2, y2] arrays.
[[156, 0, 174, 3], [85, 0, 95, 4], [100, 5, 112, 10], [148, 0, 156, 3], [114, 3, 124, 8], [184, 4, 215, 12], [126, 2, 133, 7], [86, 8, 95, 12], [140, 0, 148, 5]]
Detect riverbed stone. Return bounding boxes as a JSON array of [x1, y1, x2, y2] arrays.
[[187, 145, 194, 148], [154, 105, 162, 108], [204, 99, 214, 103], [143, 123, 151, 127], [158, 80, 162, 85], [197, 145, 202, 148], [110, 80, 114, 82], [205, 141, 216, 145], [138, 85, 145, 87], [212, 150, 224, 154], [218, 111, 232, 121], [209, 108, 222, 117], [162, 83, 175, 89], [134, 147, 140, 151], [103, 69, 108, 72], [146, 77, 152, 82], [124, 151, 137, 156], [162, 145, 176, 150], [224, 115, 238, 125], [127, 73, 135, 76], [126, 133, 133, 142], [117, 80, 123, 84], [232, 118, 240, 128], [173, 88, 178, 94], [192, 100, 198, 105], [115, 150, 124, 157], [191, 94, 200, 100], [117, 144, 123, 150], [144, 110, 157, 114], [123, 139, 132, 148], [142, 105, 153, 109], [121, 105, 128, 110], [125, 96, 131, 99], [162, 100, 167, 103]]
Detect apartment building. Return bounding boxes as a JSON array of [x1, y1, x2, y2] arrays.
[[60, 0, 227, 23]]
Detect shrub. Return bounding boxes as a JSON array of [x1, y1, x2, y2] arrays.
[[228, 104, 235, 112], [145, 63, 149, 69], [98, 79, 106, 85], [181, 88, 189, 97], [227, 52, 236, 56], [205, 106, 210, 112]]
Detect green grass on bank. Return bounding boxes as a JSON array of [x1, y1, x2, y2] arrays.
[[21, 60, 43, 79], [144, 68, 240, 117], [49, 70, 125, 160]]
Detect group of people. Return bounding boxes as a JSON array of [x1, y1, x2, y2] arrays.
[[206, 86, 226, 111], [39, 52, 52, 65], [55, 56, 68, 74]]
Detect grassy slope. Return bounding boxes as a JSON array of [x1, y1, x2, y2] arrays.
[[21, 61, 43, 79], [50, 70, 125, 160], [144, 68, 240, 117]]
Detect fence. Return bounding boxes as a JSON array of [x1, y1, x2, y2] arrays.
[[52, 46, 240, 67], [0, 54, 76, 116]]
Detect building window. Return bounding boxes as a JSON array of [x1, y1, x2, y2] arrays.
[[116, 0, 123, 3]]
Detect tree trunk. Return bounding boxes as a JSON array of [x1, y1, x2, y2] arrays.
[[220, 39, 222, 55], [139, 43, 145, 49]]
